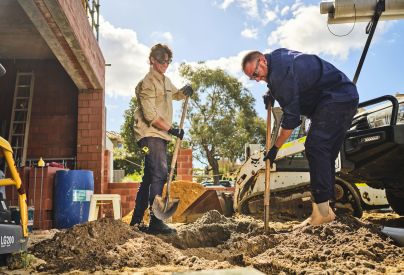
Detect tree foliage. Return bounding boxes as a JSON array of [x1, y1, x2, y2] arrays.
[[119, 96, 144, 174], [179, 64, 266, 184]]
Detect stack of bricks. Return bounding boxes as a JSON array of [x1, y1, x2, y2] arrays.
[[176, 148, 193, 181], [28, 166, 67, 230]]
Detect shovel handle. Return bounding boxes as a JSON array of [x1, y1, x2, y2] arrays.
[[165, 96, 190, 206], [264, 104, 272, 231]]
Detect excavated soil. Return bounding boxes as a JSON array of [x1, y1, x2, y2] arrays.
[[14, 210, 402, 274], [122, 180, 206, 224]]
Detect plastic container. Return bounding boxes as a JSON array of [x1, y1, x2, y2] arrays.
[[381, 226, 404, 246], [54, 170, 94, 229]]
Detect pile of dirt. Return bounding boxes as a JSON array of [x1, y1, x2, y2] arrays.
[[29, 216, 232, 273], [122, 180, 206, 224], [26, 211, 403, 274], [30, 219, 140, 272]]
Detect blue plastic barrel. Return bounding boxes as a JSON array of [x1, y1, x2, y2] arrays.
[[54, 170, 94, 229]]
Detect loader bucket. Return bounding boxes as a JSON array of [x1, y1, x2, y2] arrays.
[[181, 190, 234, 223]]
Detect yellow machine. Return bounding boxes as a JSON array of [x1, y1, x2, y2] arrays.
[[0, 136, 28, 238]]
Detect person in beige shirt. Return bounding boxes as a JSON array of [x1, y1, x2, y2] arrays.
[[130, 44, 193, 234]]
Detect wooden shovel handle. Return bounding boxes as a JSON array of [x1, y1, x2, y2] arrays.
[[166, 96, 190, 198], [264, 104, 272, 231]]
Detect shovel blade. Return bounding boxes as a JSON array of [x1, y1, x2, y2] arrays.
[[152, 195, 180, 220]]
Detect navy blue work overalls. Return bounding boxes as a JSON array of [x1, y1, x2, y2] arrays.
[[266, 49, 359, 203]]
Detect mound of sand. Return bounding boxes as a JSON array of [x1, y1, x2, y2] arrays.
[[26, 211, 403, 274], [122, 180, 206, 224]]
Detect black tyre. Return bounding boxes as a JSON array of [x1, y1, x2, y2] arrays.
[[386, 188, 404, 216]]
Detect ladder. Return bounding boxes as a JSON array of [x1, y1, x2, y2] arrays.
[[8, 72, 35, 167]]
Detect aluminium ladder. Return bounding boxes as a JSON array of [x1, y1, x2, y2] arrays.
[[8, 72, 35, 167]]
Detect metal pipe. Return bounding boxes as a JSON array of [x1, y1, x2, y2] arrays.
[[321, 0, 404, 23]]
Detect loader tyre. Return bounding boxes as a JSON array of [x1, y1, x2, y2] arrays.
[[386, 188, 404, 216]]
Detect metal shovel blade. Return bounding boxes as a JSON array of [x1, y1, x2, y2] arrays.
[[152, 195, 180, 220]]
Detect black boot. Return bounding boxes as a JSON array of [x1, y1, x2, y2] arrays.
[[130, 216, 147, 232], [148, 213, 177, 235]]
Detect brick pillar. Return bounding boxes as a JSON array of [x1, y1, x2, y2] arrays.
[[76, 90, 105, 194], [176, 148, 193, 181]]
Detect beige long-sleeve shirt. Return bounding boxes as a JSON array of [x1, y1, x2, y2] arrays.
[[134, 67, 186, 141]]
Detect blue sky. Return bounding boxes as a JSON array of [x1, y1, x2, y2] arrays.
[[100, 0, 404, 134]]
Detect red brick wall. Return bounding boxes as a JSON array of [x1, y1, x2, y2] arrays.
[[107, 182, 140, 217], [57, 0, 105, 88], [176, 148, 193, 181], [76, 89, 105, 194], [0, 59, 78, 160], [5, 166, 66, 230]]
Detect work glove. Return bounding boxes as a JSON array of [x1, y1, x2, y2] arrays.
[[263, 89, 275, 110], [168, 127, 184, 139], [263, 145, 279, 166], [181, 84, 194, 97]]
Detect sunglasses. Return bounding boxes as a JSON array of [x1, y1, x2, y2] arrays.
[[156, 58, 172, 65], [250, 58, 260, 80]]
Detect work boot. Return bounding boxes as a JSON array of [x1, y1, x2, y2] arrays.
[[148, 214, 177, 235], [130, 216, 148, 232], [294, 201, 336, 229]]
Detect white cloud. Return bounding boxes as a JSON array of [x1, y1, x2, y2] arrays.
[[280, 6, 290, 16], [263, 9, 277, 25], [239, 0, 259, 18], [218, 0, 259, 18], [241, 27, 258, 39], [99, 17, 150, 97], [267, 5, 388, 60], [220, 0, 235, 9], [291, 0, 303, 11], [151, 31, 174, 43]]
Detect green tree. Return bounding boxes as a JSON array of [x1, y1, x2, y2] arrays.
[[179, 64, 266, 184], [119, 96, 144, 174]]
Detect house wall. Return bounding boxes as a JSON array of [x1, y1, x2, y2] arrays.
[[0, 59, 78, 163]]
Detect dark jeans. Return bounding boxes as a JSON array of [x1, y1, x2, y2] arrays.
[[305, 99, 358, 203], [131, 137, 168, 223]]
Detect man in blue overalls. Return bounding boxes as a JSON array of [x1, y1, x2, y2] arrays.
[[242, 48, 359, 226]]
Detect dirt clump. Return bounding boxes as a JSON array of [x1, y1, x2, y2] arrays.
[[160, 210, 263, 249], [30, 219, 141, 272]]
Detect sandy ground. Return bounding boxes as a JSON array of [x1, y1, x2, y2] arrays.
[[0, 210, 403, 275]]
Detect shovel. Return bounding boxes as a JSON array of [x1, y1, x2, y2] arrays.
[[152, 96, 190, 220], [264, 96, 272, 231]]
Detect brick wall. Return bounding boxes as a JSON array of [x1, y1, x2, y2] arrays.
[[76, 89, 105, 194], [0, 59, 78, 160], [5, 166, 66, 230], [176, 148, 193, 181], [107, 182, 140, 217]]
